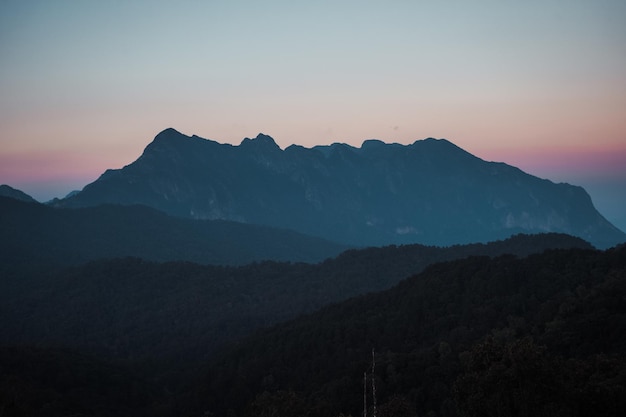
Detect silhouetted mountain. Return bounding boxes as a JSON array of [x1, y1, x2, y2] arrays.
[[56, 128, 625, 249], [0, 196, 348, 267], [64, 189, 81, 199], [0, 184, 37, 203], [199, 245, 626, 417]]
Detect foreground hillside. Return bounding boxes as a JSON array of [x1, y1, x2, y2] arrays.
[[2, 242, 623, 416], [198, 245, 626, 417], [1, 234, 612, 416], [56, 128, 626, 248]]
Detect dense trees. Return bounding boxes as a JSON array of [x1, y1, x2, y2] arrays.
[[0, 346, 164, 417], [1, 236, 623, 415], [2, 233, 590, 363], [198, 245, 626, 416], [453, 337, 626, 417]]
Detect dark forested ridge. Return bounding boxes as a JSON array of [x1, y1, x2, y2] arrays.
[[196, 245, 626, 417], [54, 128, 626, 248], [1, 233, 590, 363], [0, 196, 349, 267], [2, 234, 619, 416]]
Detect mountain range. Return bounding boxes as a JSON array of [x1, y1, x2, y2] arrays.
[[2, 128, 625, 416], [54, 128, 625, 249]]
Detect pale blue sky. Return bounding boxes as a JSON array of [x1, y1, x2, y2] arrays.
[[1, 1, 625, 230]]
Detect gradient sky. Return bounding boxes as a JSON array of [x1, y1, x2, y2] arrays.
[[1, 1, 625, 230]]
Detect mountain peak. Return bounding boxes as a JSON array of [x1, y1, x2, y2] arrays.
[[413, 137, 451, 146], [240, 133, 281, 150], [361, 139, 386, 149], [141, 128, 190, 156], [155, 127, 184, 139]]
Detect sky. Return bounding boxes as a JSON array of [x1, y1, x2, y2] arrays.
[[1, 1, 625, 230]]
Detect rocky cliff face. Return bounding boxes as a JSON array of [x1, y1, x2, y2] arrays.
[[57, 128, 626, 248]]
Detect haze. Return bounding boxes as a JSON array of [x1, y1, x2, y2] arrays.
[[1, 0, 625, 230]]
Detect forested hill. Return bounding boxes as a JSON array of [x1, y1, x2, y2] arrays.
[[198, 245, 626, 417], [1, 233, 591, 364], [0, 196, 349, 267], [1, 238, 621, 416]]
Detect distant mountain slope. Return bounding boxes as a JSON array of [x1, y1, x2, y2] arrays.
[[0, 184, 37, 203], [0, 196, 349, 267], [56, 128, 625, 249]]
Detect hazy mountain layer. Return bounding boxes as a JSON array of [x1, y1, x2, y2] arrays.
[[0, 184, 37, 203], [0, 196, 348, 267], [57, 129, 625, 248]]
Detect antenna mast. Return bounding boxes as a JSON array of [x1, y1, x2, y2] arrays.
[[372, 348, 377, 417]]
